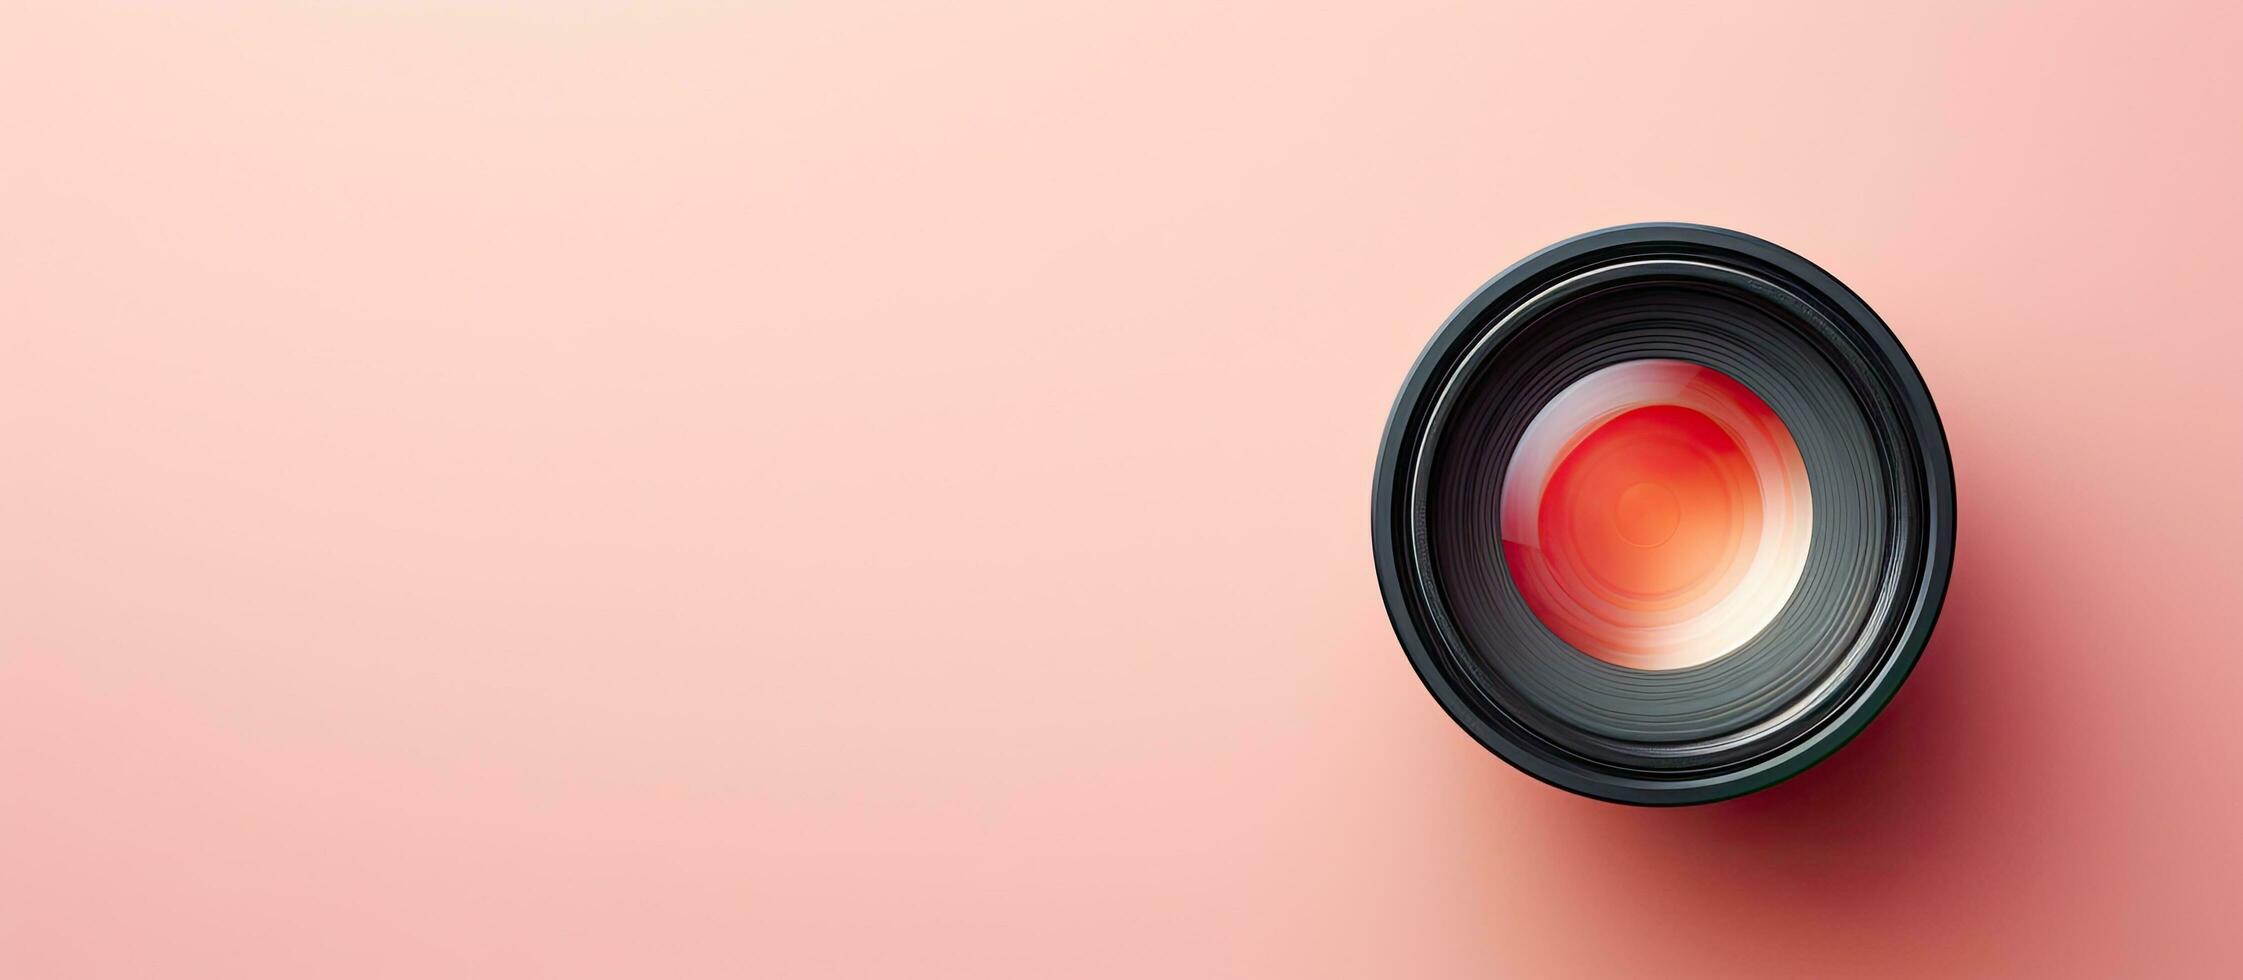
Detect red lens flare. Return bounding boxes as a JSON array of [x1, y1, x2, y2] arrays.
[[1500, 360, 1811, 670]]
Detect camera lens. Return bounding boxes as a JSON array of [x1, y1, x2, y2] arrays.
[[1371, 224, 1953, 805]]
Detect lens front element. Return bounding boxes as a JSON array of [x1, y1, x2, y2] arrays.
[[1500, 360, 1812, 671]]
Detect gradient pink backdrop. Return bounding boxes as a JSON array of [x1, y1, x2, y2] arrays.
[[6, 2, 2241, 976]]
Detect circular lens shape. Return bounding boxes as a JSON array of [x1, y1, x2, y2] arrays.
[[1500, 361, 1812, 671], [1370, 224, 1953, 805]]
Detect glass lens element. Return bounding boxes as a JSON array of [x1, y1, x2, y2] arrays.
[[1500, 360, 1811, 670]]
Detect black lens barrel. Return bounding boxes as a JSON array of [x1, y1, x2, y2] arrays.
[[1372, 224, 1954, 805]]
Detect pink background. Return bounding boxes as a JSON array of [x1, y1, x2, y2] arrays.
[[6, 2, 2241, 976]]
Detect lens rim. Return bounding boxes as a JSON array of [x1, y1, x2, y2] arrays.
[[1371, 223, 1955, 806]]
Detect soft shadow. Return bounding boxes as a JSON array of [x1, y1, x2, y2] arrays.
[[1479, 466, 2068, 947]]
